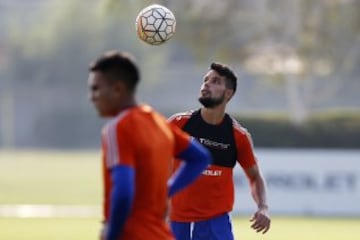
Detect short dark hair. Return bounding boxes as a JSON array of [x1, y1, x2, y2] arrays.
[[210, 62, 237, 93], [89, 51, 140, 92]]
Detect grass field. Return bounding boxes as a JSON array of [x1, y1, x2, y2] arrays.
[[1, 216, 359, 240], [1, 150, 359, 240]]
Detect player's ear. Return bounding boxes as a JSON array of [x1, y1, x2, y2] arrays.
[[225, 88, 234, 101], [113, 81, 127, 95]]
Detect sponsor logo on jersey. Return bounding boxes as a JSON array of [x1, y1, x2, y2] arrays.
[[198, 138, 230, 150], [202, 169, 222, 176]]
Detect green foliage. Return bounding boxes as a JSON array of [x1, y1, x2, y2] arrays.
[[9, 1, 103, 57], [237, 111, 360, 148], [4, 0, 172, 87], [7, 1, 105, 85], [28, 109, 360, 149]]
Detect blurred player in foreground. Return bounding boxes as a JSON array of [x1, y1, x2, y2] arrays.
[[169, 62, 271, 239], [87, 51, 212, 240]]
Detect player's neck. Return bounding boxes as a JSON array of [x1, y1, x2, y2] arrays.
[[118, 97, 137, 113], [200, 105, 226, 125]]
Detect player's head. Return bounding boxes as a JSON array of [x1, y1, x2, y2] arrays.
[[198, 62, 237, 108], [88, 50, 140, 117]]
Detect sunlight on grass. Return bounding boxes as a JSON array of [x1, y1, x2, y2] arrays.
[[1, 150, 360, 240]]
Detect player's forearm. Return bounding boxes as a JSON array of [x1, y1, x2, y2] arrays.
[[250, 175, 268, 209], [107, 166, 135, 240], [107, 189, 132, 240], [168, 139, 212, 197]]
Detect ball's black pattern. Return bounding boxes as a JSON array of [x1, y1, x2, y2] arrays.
[[136, 5, 176, 45]]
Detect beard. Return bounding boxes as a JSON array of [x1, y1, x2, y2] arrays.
[[198, 94, 225, 108]]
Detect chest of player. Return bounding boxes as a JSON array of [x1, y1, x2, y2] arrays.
[[182, 112, 237, 168]]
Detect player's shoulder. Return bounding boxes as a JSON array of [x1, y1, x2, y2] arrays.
[[105, 110, 130, 126], [121, 104, 165, 126], [168, 110, 194, 122], [105, 104, 150, 129], [102, 108, 134, 134], [229, 115, 252, 138]]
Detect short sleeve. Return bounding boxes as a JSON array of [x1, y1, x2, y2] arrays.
[[235, 129, 257, 169], [169, 123, 191, 156], [103, 119, 136, 169], [168, 112, 192, 128]]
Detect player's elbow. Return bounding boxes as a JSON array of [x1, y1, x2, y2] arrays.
[[177, 139, 212, 166], [202, 147, 212, 166], [193, 140, 213, 167]]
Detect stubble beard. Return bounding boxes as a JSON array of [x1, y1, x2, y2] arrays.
[[198, 94, 225, 108]]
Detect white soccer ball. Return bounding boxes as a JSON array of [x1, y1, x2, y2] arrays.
[[135, 4, 176, 45]]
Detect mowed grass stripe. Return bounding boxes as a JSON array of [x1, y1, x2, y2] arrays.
[[1, 216, 360, 240], [0, 205, 100, 218], [1, 150, 360, 239]]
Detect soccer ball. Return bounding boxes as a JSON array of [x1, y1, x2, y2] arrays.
[[135, 4, 176, 45]]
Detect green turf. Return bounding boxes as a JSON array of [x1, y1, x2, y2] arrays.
[[0, 217, 101, 240], [1, 150, 360, 239], [234, 217, 360, 240], [0, 217, 359, 240], [0, 150, 101, 204]]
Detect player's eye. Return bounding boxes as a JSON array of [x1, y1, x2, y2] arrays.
[[90, 85, 99, 91], [213, 78, 221, 84]]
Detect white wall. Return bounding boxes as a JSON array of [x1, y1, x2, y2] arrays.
[[233, 149, 360, 217]]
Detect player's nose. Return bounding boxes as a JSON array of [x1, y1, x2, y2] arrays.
[[203, 83, 211, 91], [204, 79, 212, 88]]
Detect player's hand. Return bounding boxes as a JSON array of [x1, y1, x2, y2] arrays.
[[100, 223, 108, 240], [250, 206, 271, 234], [164, 199, 171, 223]]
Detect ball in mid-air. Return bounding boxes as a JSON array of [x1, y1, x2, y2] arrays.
[[135, 4, 176, 45]]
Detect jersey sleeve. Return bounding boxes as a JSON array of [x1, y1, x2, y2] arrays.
[[169, 122, 192, 156], [234, 127, 257, 169], [103, 118, 136, 169], [168, 112, 191, 128]]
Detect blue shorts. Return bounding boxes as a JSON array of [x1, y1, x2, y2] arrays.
[[170, 213, 234, 240]]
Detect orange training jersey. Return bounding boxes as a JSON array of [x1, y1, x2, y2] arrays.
[[101, 105, 191, 240], [168, 110, 257, 222]]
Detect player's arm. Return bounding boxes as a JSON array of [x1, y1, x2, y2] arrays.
[[235, 128, 270, 234], [167, 113, 211, 196], [105, 165, 135, 240], [244, 165, 268, 211], [236, 130, 269, 210], [244, 165, 270, 234], [102, 121, 136, 240], [245, 165, 269, 205], [168, 131, 212, 197]]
